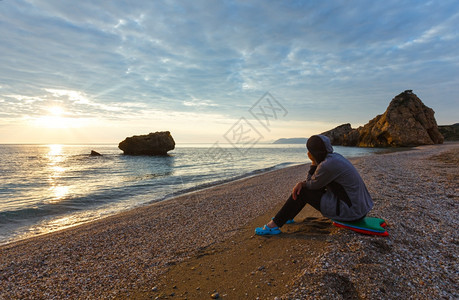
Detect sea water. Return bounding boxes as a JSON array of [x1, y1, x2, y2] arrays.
[[0, 143, 385, 245]]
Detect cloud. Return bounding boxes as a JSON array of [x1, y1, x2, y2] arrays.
[[0, 0, 458, 143]]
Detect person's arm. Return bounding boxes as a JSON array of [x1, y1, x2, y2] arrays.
[[304, 162, 338, 190], [292, 181, 304, 200], [306, 164, 318, 181], [293, 154, 318, 200]]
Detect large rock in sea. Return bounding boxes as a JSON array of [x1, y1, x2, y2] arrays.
[[321, 90, 444, 147], [118, 131, 175, 155]]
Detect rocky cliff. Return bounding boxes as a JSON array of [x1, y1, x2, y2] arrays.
[[438, 123, 459, 141], [320, 123, 358, 146], [321, 90, 444, 147], [118, 131, 175, 155]]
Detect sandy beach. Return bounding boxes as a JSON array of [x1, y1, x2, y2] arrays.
[[1, 143, 458, 299]]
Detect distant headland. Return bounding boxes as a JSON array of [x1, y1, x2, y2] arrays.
[[273, 138, 307, 144], [438, 123, 459, 141]]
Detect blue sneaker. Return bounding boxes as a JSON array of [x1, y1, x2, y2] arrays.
[[255, 225, 281, 235]]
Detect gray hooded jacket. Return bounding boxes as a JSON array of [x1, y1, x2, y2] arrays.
[[304, 135, 373, 221]]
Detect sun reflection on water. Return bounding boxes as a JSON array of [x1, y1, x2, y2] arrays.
[[48, 144, 63, 156], [50, 165, 65, 174], [47, 186, 70, 203], [46, 144, 70, 203]]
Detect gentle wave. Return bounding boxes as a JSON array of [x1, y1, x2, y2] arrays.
[[158, 161, 301, 202], [0, 144, 387, 245]]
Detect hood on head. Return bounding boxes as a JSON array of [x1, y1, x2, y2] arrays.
[[306, 135, 334, 163], [318, 135, 333, 153]]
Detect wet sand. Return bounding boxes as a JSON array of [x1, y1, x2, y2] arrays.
[[1, 143, 458, 299]]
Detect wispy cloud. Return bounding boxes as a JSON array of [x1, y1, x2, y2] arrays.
[[0, 0, 458, 143]]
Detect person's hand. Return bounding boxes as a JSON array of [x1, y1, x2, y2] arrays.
[[308, 151, 317, 166], [292, 182, 304, 200]]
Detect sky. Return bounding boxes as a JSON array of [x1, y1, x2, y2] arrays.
[[0, 0, 458, 144]]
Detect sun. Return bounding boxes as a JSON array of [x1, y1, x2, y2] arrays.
[[48, 106, 65, 116], [32, 106, 87, 129]]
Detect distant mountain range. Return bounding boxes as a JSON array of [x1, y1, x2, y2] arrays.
[[272, 137, 307, 144]]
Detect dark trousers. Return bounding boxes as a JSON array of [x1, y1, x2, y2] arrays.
[[273, 187, 325, 227]]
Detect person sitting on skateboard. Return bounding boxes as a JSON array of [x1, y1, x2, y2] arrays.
[[256, 134, 374, 235]]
